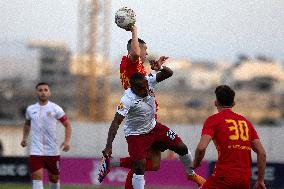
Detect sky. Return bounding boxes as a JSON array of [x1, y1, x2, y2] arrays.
[[0, 0, 284, 62]]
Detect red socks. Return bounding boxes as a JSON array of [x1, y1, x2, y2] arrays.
[[120, 157, 133, 169], [120, 157, 155, 170], [120, 157, 155, 189], [124, 170, 134, 189]]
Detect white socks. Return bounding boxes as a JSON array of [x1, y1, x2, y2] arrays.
[[132, 173, 145, 189], [32, 180, 43, 189], [32, 180, 60, 189], [49, 182, 60, 189], [179, 153, 194, 175]]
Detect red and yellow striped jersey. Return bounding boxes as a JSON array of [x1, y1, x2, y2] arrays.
[[120, 55, 147, 90]]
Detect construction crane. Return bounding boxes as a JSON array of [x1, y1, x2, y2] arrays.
[[76, 0, 111, 121]]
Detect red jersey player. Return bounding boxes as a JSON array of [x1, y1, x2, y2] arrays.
[[193, 85, 266, 189], [98, 25, 205, 188]]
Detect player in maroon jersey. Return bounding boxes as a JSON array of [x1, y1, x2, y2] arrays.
[[193, 85, 266, 189]]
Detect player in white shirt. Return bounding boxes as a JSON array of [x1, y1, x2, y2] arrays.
[[99, 25, 205, 189], [101, 66, 203, 189], [21, 82, 72, 189]]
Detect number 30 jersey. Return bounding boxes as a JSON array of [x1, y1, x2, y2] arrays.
[[202, 109, 259, 178]]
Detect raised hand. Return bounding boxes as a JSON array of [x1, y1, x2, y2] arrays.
[[150, 56, 169, 71], [102, 146, 112, 158]]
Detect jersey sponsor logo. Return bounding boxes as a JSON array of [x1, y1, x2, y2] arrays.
[[166, 129, 176, 140], [228, 145, 251, 150], [32, 111, 37, 114], [117, 103, 124, 110], [134, 100, 141, 105]]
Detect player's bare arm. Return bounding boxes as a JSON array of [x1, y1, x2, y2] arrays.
[[60, 119, 72, 152], [156, 66, 173, 82], [150, 56, 169, 71], [103, 113, 125, 158], [193, 134, 212, 169], [129, 25, 140, 63], [21, 119, 31, 147], [252, 139, 267, 189]]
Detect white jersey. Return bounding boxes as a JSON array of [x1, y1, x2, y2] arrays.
[[117, 74, 157, 136], [25, 101, 65, 156]]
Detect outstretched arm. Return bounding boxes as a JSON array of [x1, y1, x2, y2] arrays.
[[129, 26, 140, 63], [103, 113, 125, 157], [252, 139, 266, 189], [193, 135, 212, 168], [156, 66, 173, 82]]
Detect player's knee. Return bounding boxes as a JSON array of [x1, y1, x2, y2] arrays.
[[176, 143, 188, 156], [147, 152, 161, 171], [31, 169, 43, 180], [151, 161, 160, 171], [48, 174, 59, 183], [133, 159, 146, 175]]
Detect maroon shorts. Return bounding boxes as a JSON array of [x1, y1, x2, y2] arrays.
[[201, 175, 250, 189], [29, 155, 60, 175], [126, 122, 182, 161]]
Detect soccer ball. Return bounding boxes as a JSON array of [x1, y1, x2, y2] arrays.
[[115, 7, 136, 30]]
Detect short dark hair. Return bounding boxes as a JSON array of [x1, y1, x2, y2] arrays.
[[130, 73, 146, 88], [35, 82, 49, 89], [127, 38, 146, 51], [215, 85, 235, 107]]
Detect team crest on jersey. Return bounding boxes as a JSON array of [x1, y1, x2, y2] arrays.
[[118, 103, 124, 110], [47, 111, 55, 117]]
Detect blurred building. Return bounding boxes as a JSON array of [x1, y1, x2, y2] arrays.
[[188, 60, 231, 90], [155, 59, 231, 91], [0, 78, 31, 121], [27, 40, 76, 117], [0, 40, 76, 122], [230, 60, 284, 92], [71, 54, 110, 121], [28, 40, 74, 91], [71, 54, 110, 77], [1, 44, 284, 125]]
